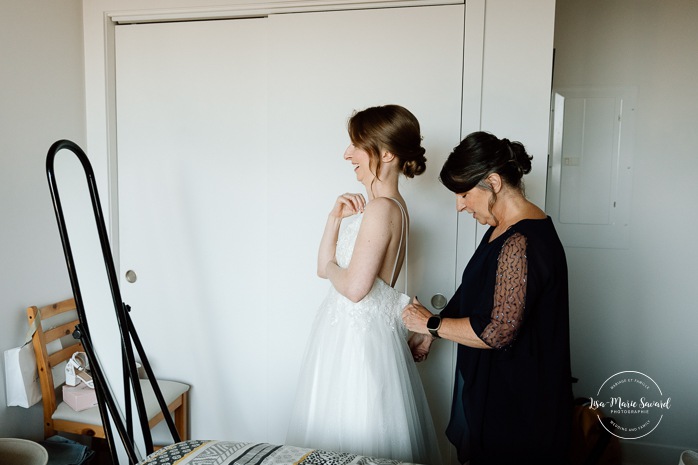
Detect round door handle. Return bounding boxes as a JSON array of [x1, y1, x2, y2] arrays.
[[431, 293, 448, 310], [125, 270, 138, 283]]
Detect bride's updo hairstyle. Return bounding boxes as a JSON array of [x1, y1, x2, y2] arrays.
[[440, 131, 533, 195], [348, 104, 427, 180]]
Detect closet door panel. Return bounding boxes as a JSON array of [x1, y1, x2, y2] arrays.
[[115, 18, 271, 441], [266, 6, 464, 459]]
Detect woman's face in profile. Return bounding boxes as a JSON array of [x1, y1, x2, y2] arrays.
[[344, 143, 374, 184], [456, 186, 492, 226]]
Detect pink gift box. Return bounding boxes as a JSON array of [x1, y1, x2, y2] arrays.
[[62, 384, 98, 411]]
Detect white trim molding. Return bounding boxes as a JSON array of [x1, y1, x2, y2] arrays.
[[109, 0, 463, 24]]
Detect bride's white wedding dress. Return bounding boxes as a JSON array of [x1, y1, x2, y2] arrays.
[[286, 200, 441, 465]]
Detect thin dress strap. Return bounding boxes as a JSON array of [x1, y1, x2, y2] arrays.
[[387, 198, 408, 293]]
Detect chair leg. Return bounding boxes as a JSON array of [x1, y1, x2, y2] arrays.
[[44, 421, 56, 440], [174, 392, 189, 442]]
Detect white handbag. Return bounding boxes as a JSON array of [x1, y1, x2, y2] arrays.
[[4, 317, 42, 408]]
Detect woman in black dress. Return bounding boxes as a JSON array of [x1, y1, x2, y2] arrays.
[[402, 131, 573, 464]]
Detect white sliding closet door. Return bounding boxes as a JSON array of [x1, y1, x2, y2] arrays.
[[266, 8, 464, 460], [115, 17, 272, 442], [115, 5, 463, 461]]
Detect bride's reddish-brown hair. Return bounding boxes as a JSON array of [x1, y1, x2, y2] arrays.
[[348, 104, 427, 180]]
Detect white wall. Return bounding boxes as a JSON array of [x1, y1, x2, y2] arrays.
[[0, 1, 85, 439], [554, 0, 698, 463]]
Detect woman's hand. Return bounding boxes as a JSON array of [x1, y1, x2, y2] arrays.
[[329, 193, 366, 219], [402, 296, 433, 335], [318, 193, 365, 279], [407, 333, 434, 363]]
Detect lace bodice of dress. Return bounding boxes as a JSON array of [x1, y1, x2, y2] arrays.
[[335, 213, 362, 268], [326, 213, 409, 337]]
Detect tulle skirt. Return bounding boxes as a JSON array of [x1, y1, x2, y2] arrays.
[[286, 280, 442, 465]]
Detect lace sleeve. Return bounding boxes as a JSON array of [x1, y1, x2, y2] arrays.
[[479, 232, 527, 349]]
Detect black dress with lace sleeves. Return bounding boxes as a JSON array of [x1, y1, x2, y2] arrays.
[[477, 232, 527, 349], [442, 217, 573, 465]]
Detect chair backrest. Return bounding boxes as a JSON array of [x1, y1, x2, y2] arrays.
[[27, 298, 84, 438]]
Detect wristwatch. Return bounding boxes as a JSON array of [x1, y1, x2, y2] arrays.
[[426, 315, 442, 339]]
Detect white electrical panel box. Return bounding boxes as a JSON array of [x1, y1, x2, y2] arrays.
[[546, 87, 636, 248]]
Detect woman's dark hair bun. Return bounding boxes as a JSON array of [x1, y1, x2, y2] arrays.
[[501, 138, 532, 176]]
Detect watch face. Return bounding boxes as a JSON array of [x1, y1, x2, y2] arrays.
[[427, 316, 440, 330]]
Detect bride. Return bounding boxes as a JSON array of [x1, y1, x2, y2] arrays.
[[286, 104, 441, 464]]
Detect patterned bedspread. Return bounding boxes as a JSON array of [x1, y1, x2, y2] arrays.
[[139, 440, 420, 465]]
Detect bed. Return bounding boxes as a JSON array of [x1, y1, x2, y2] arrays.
[[139, 440, 420, 465]]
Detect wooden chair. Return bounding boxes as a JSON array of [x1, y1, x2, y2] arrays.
[[27, 298, 189, 446]]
